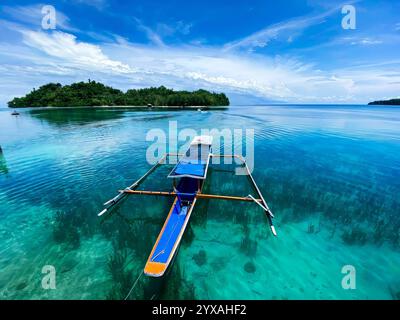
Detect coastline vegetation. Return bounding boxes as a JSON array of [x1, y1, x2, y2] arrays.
[[8, 80, 230, 108], [368, 99, 400, 105]]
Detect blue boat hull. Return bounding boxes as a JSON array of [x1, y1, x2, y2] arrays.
[[144, 178, 199, 277]]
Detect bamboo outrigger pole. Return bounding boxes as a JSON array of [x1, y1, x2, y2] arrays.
[[120, 189, 262, 203], [242, 158, 276, 236], [98, 153, 182, 216], [211, 154, 277, 236]]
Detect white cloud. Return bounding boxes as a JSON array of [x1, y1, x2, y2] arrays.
[[99, 40, 400, 103], [2, 4, 78, 32], [134, 18, 166, 47], [21, 30, 132, 73], [132, 19, 193, 46], [223, 6, 339, 51], [157, 21, 193, 37], [70, 0, 107, 10], [349, 38, 383, 46]]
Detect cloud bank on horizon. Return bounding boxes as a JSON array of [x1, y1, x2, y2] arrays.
[[0, 0, 399, 105]]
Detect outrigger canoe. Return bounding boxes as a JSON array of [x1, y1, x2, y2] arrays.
[[98, 135, 276, 277]]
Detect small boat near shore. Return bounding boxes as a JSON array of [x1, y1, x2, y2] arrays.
[[98, 135, 276, 277], [11, 110, 20, 116]]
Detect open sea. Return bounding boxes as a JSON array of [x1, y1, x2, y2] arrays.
[[0, 105, 399, 300]]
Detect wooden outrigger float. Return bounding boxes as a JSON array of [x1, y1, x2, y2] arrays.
[[98, 135, 276, 277]]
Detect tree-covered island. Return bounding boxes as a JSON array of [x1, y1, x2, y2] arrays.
[[8, 81, 230, 108], [368, 99, 400, 105]]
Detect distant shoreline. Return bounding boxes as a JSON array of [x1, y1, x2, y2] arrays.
[[4, 103, 399, 111], [7, 105, 228, 110], [95, 105, 228, 110], [368, 99, 400, 106]]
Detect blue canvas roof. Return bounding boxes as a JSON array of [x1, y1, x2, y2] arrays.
[[168, 142, 211, 179], [174, 162, 206, 177]]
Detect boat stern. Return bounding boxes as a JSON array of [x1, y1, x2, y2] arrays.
[[144, 261, 168, 277]]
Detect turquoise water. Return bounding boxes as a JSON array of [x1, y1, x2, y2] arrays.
[[0, 105, 399, 300]]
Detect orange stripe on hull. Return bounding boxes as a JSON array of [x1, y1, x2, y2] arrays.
[[144, 261, 167, 277]]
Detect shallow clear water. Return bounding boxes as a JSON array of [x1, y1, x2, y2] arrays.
[[0, 105, 399, 300]]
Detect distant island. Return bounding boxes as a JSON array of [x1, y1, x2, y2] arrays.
[[8, 81, 230, 108], [368, 99, 400, 105]]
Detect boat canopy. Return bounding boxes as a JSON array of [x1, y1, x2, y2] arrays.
[[190, 135, 213, 146], [168, 135, 213, 180]]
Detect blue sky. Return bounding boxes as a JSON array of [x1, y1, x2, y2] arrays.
[[0, 0, 399, 104]]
